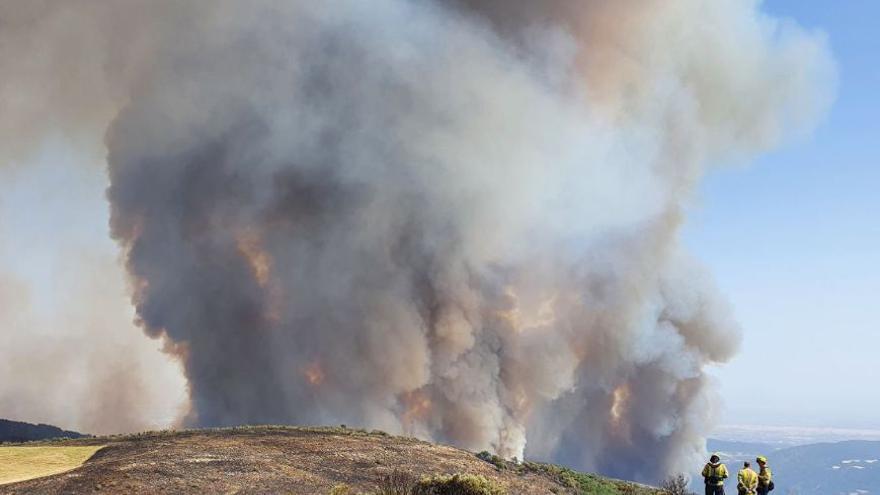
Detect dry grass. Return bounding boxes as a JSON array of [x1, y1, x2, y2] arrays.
[[0, 427, 665, 494], [0, 445, 104, 485]]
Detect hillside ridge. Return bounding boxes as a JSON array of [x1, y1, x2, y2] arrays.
[[0, 425, 663, 494], [0, 419, 85, 444]]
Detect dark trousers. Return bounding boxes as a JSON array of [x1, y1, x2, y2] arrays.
[[757, 485, 769, 495], [705, 485, 725, 495]]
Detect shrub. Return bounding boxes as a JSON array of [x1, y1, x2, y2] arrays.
[[375, 469, 418, 495], [521, 462, 617, 494], [413, 473, 506, 495], [475, 451, 507, 470], [659, 474, 694, 495], [329, 484, 354, 495]]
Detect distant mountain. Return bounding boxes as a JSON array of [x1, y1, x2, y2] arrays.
[[772, 440, 880, 495], [0, 418, 86, 443], [713, 425, 880, 447], [708, 438, 779, 460], [706, 439, 880, 495]]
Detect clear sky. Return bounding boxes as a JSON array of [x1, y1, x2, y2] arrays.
[[685, 0, 880, 429]]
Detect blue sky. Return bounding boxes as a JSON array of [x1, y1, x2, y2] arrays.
[[685, 0, 880, 428]]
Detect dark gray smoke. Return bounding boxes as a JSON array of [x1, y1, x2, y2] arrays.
[[1, 0, 834, 481]]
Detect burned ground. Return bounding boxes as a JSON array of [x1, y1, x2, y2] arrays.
[[0, 426, 662, 494]]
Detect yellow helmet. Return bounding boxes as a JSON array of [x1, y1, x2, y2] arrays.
[[756, 456, 767, 464]]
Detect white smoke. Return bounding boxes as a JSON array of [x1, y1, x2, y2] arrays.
[[0, 0, 834, 481]]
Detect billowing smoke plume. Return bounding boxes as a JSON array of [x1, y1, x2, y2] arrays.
[[1, 0, 834, 481]]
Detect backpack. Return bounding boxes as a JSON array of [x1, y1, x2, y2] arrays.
[[768, 480, 775, 491]]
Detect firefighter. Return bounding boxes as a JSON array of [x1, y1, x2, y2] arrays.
[[756, 456, 773, 494], [702, 454, 729, 495], [737, 461, 759, 495]]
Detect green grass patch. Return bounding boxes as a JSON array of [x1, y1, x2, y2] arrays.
[[414, 473, 506, 495], [521, 462, 620, 494], [510, 460, 658, 495]]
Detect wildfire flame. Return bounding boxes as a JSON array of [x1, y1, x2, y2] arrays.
[[235, 231, 283, 323], [611, 384, 629, 422], [304, 361, 325, 386], [494, 286, 557, 332], [401, 390, 432, 434], [236, 232, 272, 288], [610, 384, 632, 441]]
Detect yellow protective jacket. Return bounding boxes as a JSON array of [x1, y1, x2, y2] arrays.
[[738, 467, 759, 494], [702, 462, 729, 486], [758, 465, 772, 487]]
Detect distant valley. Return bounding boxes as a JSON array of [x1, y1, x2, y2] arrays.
[[708, 438, 880, 495]]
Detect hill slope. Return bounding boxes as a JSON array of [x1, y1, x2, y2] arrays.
[[0, 426, 663, 494], [0, 419, 85, 444]]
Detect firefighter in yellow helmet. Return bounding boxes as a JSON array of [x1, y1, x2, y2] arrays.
[[756, 456, 773, 494], [702, 454, 729, 495], [737, 461, 759, 495]]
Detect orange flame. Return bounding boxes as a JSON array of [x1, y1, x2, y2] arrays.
[[493, 286, 557, 332], [401, 390, 432, 433], [610, 384, 632, 441], [611, 385, 630, 420], [304, 361, 324, 386], [236, 231, 284, 323], [236, 232, 272, 287]]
